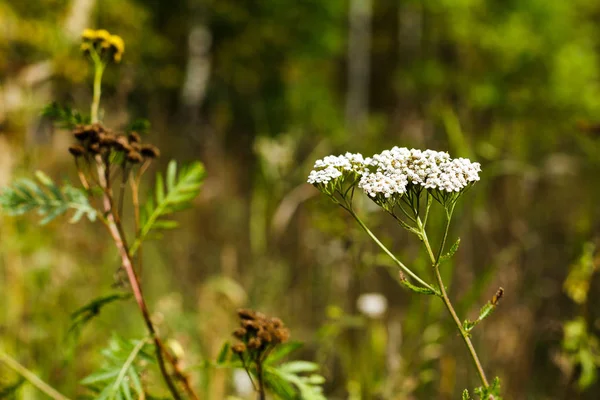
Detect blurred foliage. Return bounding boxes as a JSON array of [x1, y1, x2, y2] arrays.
[[2, 0, 600, 398]]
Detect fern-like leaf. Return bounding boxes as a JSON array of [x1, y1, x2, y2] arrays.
[[130, 160, 205, 255], [263, 343, 327, 400], [0, 171, 97, 224], [67, 293, 132, 340], [266, 361, 326, 400], [81, 334, 153, 400], [41, 102, 89, 129]]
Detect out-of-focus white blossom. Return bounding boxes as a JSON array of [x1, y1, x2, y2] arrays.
[[357, 292, 388, 318], [233, 368, 254, 397]]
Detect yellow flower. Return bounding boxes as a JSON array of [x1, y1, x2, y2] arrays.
[[81, 29, 97, 41], [95, 29, 111, 42], [108, 35, 125, 62], [80, 42, 92, 54]]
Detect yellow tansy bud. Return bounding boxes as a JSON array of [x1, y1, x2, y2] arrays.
[[108, 35, 125, 62], [95, 29, 111, 42], [81, 29, 97, 41]]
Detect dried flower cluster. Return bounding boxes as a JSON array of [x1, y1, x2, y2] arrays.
[[307, 147, 481, 206], [231, 309, 290, 361], [81, 29, 125, 63], [68, 123, 159, 164]]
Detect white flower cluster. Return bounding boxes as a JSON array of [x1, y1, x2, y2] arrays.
[[360, 147, 481, 196], [307, 152, 366, 185], [307, 147, 481, 200]]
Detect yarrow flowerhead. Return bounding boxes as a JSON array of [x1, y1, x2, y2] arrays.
[[307, 152, 367, 195], [308, 146, 481, 207]]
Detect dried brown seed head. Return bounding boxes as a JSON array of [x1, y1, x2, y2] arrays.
[[126, 151, 143, 164], [99, 133, 117, 147], [257, 328, 272, 343], [273, 327, 290, 343], [140, 144, 160, 159], [247, 337, 262, 350], [130, 142, 141, 151], [68, 145, 86, 157], [233, 327, 247, 339], [238, 309, 257, 320], [232, 343, 246, 354], [114, 136, 132, 152], [128, 132, 141, 143], [241, 319, 259, 331], [270, 318, 283, 328], [72, 126, 89, 140]]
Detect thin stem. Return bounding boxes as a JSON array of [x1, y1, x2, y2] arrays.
[[130, 175, 143, 276], [92, 61, 105, 123], [417, 210, 490, 389], [347, 209, 436, 292], [256, 362, 266, 400], [0, 350, 72, 400], [87, 44, 198, 400]]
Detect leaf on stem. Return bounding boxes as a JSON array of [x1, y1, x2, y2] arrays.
[[67, 293, 132, 340], [41, 102, 89, 129], [440, 237, 460, 264], [0, 172, 97, 224], [136, 160, 205, 248], [399, 278, 438, 296], [463, 288, 504, 333], [80, 334, 153, 400]]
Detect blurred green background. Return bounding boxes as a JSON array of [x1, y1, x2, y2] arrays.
[[2, 0, 600, 399]]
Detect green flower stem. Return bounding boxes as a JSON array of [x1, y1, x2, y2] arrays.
[[90, 51, 105, 124], [416, 211, 490, 389], [348, 209, 436, 293], [0, 350, 72, 400]]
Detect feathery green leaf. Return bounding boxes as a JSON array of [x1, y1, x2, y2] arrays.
[[81, 334, 152, 400], [129, 160, 205, 255], [0, 172, 97, 224]]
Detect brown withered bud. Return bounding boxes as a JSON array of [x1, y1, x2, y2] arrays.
[[99, 133, 117, 147], [232, 343, 246, 354], [273, 327, 290, 343], [238, 309, 257, 320], [128, 131, 141, 143], [241, 319, 259, 331], [140, 144, 160, 159], [130, 142, 141, 151], [91, 122, 105, 133], [72, 126, 89, 141], [257, 328, 273, 344], [114, 135, 133, 152], [271, 318, 283, 328], [247, 337, 262, 350], [126, 151, 144, 164], [88, 142, 101, 154], [68, 144, 86, 157], [233, 327, 247, 339], [82, 124, 101, 142]]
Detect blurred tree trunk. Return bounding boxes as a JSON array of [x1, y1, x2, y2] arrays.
[[346, 0, 372, 135]]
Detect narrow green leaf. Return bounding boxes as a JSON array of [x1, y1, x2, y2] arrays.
[[155, 173, 165, 204], [216, 342, 230, 364], [265, 341, 303, 364], [440, 237, 460, 263], [153, 220, 179, 230], [80, 370, 120, 385], [279, 361, 319, 374], [166, 160, 177, 192]]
